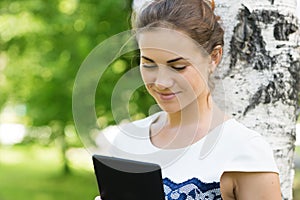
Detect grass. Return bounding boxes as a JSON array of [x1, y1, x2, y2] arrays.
[[0, 144, 98, 200], [0, 144, 299, 199]]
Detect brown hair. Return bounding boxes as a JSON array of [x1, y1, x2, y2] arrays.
[[133, 0, 224, 54]]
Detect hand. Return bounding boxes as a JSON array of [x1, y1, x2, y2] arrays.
[[94, 196, 101, 200]]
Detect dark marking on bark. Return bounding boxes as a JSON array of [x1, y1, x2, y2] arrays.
[[244, 54, 300, 116], [288, 57, 300, 118], [230, 5, 273, 71], [276, 44, 285, 48], [268, 0, 275, 5], [274, 22, 298, 40], [230, 8, 298, 70], [229, 6, 300, 116], [249, 9, 298, 41], [244, 80, 278, 115], [288, 60, 300, 101], [243, 87, 262, 115]]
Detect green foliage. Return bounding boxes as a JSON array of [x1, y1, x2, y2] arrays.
[[0, 0, 158, 145], [0, 0, 156, 130], [0, 145, 98, 199], [0, 0, 137, 127], [0, 0, 159, 173]]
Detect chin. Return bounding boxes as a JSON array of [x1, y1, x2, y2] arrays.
[[157, 104, 182, 114]]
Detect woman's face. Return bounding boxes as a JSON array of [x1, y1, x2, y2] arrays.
[[138, 28, 212, 113]]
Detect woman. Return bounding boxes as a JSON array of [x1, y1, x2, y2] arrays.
[[95, 0, 282, 199]]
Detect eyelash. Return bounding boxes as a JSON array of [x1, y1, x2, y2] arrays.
[[142, 64, 187, 71], [142, 64, 156, 68], [172, 66, 187, 71]]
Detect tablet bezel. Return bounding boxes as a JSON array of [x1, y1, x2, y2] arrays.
[[92, 154, 165, 200]]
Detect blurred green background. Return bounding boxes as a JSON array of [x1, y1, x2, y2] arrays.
[[0, 0, 299, 200], [0, 0, 143, 199]]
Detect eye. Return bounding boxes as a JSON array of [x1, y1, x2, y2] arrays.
[[141, 63, 157, 69], [171, 65, 187, 71]]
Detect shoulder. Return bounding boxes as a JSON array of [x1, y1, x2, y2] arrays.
[[101, 112, 161, 139], [220, 171, 281, 199], [220, 119, 272, 149], [222, 119, 261, 141], [219, 120, 281, 199], [219, 119, 279, 173], [98, 112, 162, 154], [125, 112, 162, 128], [117, 112, 162, 136]]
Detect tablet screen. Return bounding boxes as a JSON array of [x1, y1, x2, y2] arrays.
[[92, 155, 165, 200]]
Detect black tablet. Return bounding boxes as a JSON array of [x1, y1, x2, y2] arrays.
[[92, 154, 165, 200]]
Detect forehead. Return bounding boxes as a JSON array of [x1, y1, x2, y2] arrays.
[[137, 28, 208, 60]]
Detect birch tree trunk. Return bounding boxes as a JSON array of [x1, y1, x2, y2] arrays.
[[133, 0, 300, 199], [212, 1, 299, 199]]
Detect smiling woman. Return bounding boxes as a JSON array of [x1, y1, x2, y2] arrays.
[[94, 0, 283, 199], [138, 29, 213, 115]]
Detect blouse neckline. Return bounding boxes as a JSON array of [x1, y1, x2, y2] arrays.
[[146, 111, 235, 153]]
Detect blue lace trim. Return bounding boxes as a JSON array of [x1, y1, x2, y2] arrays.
[[163, 177, 222, 200]]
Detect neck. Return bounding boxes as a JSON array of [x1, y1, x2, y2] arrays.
[[150, 93, 230, 149], [167, 93, 212, 127], [165, 93, 228, 130]]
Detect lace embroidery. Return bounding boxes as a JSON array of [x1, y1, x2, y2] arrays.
[[163, 177, 222, 200]]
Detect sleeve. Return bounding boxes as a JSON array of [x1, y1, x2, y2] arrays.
[[223, 136, 279, 173]]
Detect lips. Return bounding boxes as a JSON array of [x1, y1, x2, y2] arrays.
[[154, 90, 180, 101]]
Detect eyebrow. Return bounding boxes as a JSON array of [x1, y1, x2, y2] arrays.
[[166, 57, 184, 63], [141, 56, 155, 63], [141, 56, 184, 63]]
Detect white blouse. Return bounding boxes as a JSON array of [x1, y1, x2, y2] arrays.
[[102, 112, 279, 200]]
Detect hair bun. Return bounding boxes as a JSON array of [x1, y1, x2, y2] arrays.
[[203, 0, 215, 11]]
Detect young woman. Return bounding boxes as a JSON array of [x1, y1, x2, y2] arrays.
[[95, 0, 282, 199]]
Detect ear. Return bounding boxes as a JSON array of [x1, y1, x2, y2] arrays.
[[210, 45, 223, 72]]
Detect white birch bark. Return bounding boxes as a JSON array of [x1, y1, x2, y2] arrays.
[[213, 1, 299, 199], [133, 0, 300, 199]]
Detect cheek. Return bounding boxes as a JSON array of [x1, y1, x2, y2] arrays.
[[183, 70, 207, 92], [140, 68, 151, 83], [140, 68, 155, 91], [194, 72, 207, 85]]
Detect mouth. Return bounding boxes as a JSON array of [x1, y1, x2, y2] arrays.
[[154, 90, 181, 101]]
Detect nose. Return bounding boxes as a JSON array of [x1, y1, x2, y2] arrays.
[[154, 67, 174, 90]]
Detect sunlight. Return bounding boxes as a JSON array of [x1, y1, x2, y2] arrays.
[[0, 123, 26, 145]]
